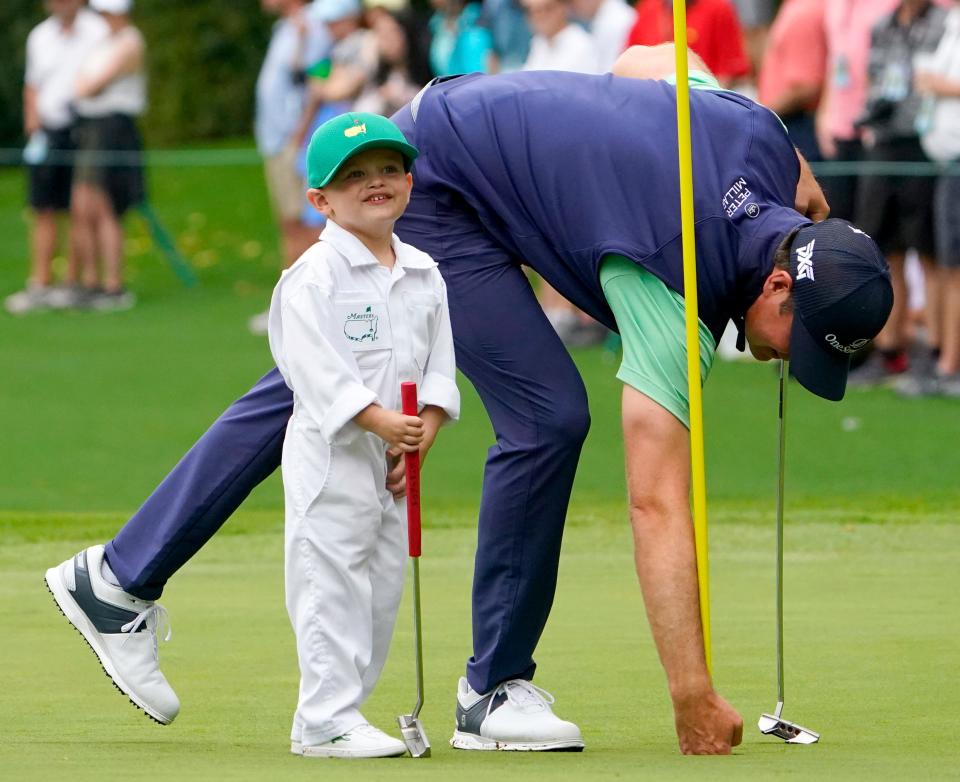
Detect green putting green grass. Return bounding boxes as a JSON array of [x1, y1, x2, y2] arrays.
[[1, 161, 958, 779], [3, 514, 958, 780]]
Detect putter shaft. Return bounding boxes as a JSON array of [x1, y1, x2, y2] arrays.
[[397, 382, 431, 757], [775, 360, 786, 708], [757, 362, 819, 744], [411, 557, 425, 719]]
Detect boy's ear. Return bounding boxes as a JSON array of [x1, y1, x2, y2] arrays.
[[307, 188, 332, 216]]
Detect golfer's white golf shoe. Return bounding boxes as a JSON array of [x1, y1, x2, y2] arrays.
[[293, 724, 407, 758], [450, 677, 585, 751], [45, 545, 180, 724]]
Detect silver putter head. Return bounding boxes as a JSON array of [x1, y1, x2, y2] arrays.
[[758, 713, 820, 744], [397, 714, 431, 758]]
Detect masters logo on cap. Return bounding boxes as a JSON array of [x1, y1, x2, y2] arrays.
[[344, 122, 367, 138], [306, 112, 419, 189], [787, 219, 893, 401]]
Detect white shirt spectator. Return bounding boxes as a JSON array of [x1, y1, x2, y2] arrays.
[[268, 219, 459, 446], [25, 9, 108, 129], [589, 0, 633, 72], [524, 23, 600, 73], [74, 26, 147, 119], [920, 6, 960, 163]]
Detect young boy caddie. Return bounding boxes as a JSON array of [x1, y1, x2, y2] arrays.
[[267, 112, 459, 758]]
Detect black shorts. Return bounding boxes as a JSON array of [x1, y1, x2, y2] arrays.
[[27, 126, 75, 211], [74, 113, 146, 216], [819, 138, 863, 223], [856, 137, 936, 257]]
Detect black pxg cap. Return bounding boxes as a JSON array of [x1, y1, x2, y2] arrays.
[[788, 219, 894, 401]]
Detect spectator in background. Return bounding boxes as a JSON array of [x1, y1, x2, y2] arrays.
[[70, 0, 146, 312], [429, 0, 492, 76], [523, 0, 600, 73], [850, 0, 947, 385], [355, 6, 432, 116], [570, 0, 634, 72], [301, 0, 378, 122], [816, 1, 899, 223], [250, 0, 329, 334], [291, 0, 378, 235], [625, 0, 751, 89], [905, 0, 960, 395], [730, 0, 776, 75], [757, 0, 827, 162], [483, 0, 531, 72], [522, 0, 605, 346], [6, 0, 108, 315]]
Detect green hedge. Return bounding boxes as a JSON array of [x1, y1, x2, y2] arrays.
[[0, 0, 272, 147]]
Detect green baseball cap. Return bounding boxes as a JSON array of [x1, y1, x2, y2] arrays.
[[306, 112, 419, 188]]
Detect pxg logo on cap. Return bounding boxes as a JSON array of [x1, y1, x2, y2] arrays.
[[787, 219, 893, 402]]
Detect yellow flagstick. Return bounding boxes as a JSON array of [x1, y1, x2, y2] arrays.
[[672, 2, 712, 676]]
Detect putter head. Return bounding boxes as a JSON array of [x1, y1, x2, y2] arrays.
[[397, 714, 431, 758], [758, 713, 820, 744]]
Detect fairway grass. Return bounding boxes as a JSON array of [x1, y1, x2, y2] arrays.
[[2, 510, 958, 781]]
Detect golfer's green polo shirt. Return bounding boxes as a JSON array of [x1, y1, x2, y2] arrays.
[[600, 255, 716, 429]]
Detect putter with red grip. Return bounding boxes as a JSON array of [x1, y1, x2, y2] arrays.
[[396, 382, 431, 758]]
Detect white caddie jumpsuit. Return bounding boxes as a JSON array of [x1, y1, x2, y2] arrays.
[[267, 219, 459, 747]]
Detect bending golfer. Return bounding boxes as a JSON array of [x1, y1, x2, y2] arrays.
[[45, 48, 893, 755]]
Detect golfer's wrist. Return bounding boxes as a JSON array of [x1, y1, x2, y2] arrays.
[[669, 673, 714, 704]]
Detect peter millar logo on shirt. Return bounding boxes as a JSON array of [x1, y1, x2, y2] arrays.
[[344, 306, 378, 343], [796, 239, 815, 281], [722, 177, 753, 218]]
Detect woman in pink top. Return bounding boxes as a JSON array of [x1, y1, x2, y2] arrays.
[[816, 0, 899, 220], [757, 0, 828, 162]]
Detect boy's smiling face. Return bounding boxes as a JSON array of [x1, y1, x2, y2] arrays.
[[308, 148, 413, 241]]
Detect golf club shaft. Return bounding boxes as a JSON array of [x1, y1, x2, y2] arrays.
[[412, 557, 425, 719], [775, 360, 787, 713], [400, 382, 425, 718]]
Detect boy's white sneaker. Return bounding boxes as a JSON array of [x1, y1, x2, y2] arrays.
[[450, 677, 585, 751], [294, 724, 407, 758], [44, 545, 180, 724]]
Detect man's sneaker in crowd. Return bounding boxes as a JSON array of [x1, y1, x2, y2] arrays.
[[564, 321, 609, 349], [895, 371, 960, 398], [45, 283, 93, 309], [293, 723, 407, 758], [450, 677, 584, 751], [44, 545, 179, 724], [248, 310, 270, 335], [4, 283, 52, 314], [847, 350, 908, 388], [89, 288, 137, 312]]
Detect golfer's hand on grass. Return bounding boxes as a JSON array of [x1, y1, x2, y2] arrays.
[[673, 689, 743, 755]]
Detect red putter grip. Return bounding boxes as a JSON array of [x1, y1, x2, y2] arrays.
[[401, 382, 421, 557]]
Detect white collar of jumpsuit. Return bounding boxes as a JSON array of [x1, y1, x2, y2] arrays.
[[320, 219, 438, 271]]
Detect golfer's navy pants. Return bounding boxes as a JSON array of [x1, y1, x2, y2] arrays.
[[106, 195, 590, 698]]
